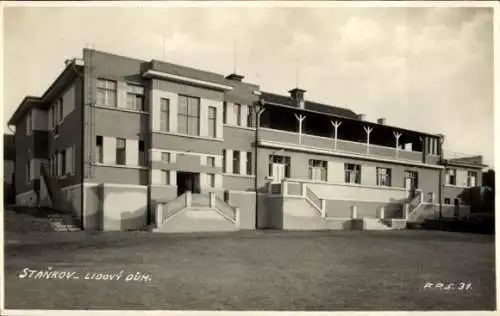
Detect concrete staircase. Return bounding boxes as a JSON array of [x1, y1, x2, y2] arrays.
[[362, 218, 393, 230], [152, 192, 239, 233]]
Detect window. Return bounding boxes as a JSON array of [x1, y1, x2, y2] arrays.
[[96, 136, 103, 163], [345, 164, 361, 184], [233, 150, 240, 174], [160, 98, 170, 132], [61, 150, 66, 176], [467, 171, 477, 187], [223, 102, 227, 124], [309, 159, 328, 181], [246, 152, 252, 175], [376, 167, 392, 187], [161, 152, 171, 163], [208, 106, 217, 138], [161, 170, 170, 185], [26, 162, 31, 183], [427, 192, 434, 203], [404, 170, 419, 189], [96, 79, 117, 107], [208, 173, 215, 187], [207, 156, 215, 168], [26, 112, 32, 135], [59, 98, 64, 121], [235, 103, 242, 126], [178, 95, 200, 136], [247, 107, 254, 127], [269, 155, 291, 178], [445, 168, 456, 185], [222, 150, 226, 173], [444, 198, 451, 205], [116, 138, 126, 165], [126, 84, 145, 111], [138, 140, 146, 166]]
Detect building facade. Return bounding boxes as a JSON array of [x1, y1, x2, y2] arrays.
[[7, 49, 487, 232]]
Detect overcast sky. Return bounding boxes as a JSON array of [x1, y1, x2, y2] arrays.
[[3, 4, 494, 167]]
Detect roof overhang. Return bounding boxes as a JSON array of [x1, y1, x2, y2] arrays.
[[143, 69, 233, 92], [443, 160, 488, 169], [7, 61, 82, 126]]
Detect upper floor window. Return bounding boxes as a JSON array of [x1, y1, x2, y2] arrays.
[[126, 84, 145, 111], [95, 136, 103, 163], [247, 106, 254, 127], [345, 163, 361, 184], [207, 156, 216, 168], [223, 102, 227, 124], [467, 171, 477, 187], [309, 159, 327, 182], [233, 150, 241, 174], [235, 103, 242, 126], [160, 98, 170, 132], [246, 152, 253, 175], [161, 152, 171, 163], [96, 79, 117, 107], [208, 106, 217, 138], [116, 138, 126, 165], [222, 150, 226, 173], [208, 173, 216, 188], [138, 140, 146, 166], [376, 167, 392, 187], [178, 95, 200, 136], [445, 168, 456, 185]]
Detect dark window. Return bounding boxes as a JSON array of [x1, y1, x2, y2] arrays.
[[233, 150, 240, 174], [223, 102, 227, 124], [445, 168, 456, 185], [444, 198, 450, 205], [246, 152, 252, 175], [96, 136, 103, 163], [138, 140, 145, 166]]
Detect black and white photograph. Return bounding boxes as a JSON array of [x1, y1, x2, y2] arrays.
[[1, 1, 497, 313]]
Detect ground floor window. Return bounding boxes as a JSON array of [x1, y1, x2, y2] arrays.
[[444, 198, 451, 205], [376, 167, 391, 186], [269, 155, 291, 179], [309, 159, 327, 181], [404, 170, 418, 189], [344, 163, 361, 184]]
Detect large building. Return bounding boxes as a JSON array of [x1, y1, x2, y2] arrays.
[[7, 49, 487, 232]]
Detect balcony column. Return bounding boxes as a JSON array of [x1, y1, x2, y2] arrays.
[[393, 132, 402, 158], [294, 114, 306, 144], [330, 120, 342, 150], [363, 126, 373, 154]]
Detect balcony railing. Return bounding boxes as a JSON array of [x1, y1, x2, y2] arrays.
[[259, 128, 425, 163]]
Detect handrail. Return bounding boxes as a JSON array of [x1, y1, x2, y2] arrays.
[[305, 186, 322, 212], [158, 192, 187, 224], [214, 196, 237, 222]]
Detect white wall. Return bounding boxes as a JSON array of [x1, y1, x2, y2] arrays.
[[307, 182, 407, 203]]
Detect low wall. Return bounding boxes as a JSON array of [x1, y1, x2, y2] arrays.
[[308, 182, 407, 203], [83, 183, 148, 231], [325, 200, 403, 218], [226, 191, 256, 229]]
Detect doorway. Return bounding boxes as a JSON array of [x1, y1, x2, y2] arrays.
[[177, 172, 200, 196]]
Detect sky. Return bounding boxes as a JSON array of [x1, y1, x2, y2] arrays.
[[2, 4, 495, 167]]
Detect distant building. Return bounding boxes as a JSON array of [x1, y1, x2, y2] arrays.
[[4, 134, 15, 204], [6, 49, 487, 231]]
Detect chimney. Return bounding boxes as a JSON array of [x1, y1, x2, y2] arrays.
[[225, 73, 244, 82], [377, 118, 386, 125], [357, 113, 366, 121], [289, 88, 306, 108]]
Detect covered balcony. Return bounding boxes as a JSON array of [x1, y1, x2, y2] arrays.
[[258, 104, 440, 164]]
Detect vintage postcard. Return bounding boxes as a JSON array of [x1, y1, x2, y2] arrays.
[[1, 1, 497, 314]]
